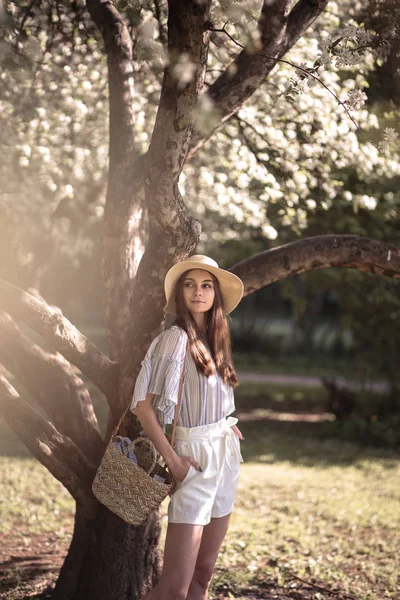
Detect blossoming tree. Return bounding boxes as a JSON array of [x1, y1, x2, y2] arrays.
[[0, 1, 399, 599]]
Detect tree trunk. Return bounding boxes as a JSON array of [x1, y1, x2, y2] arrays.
[[53, 506, 162, 600], [2, 1, 399, 598]]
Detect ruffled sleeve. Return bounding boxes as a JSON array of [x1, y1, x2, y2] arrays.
[[130, 326, 188, 426]]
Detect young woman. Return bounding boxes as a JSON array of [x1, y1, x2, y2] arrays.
[[130, 254, 245, 600]]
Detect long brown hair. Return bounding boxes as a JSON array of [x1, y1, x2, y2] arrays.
[[172, 269, 239, 388]]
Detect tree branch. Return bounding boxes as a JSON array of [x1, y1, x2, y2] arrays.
[[0, 312, 104, 464], [187, 0, 329, 159], [153, 0, 168, 49], [0, 375, 98, 518], [286, 0, 329, 40], [0, 279, 119, 401], [86, 0, 136, 171], [229, 235, 400, 294], [208, 24, 364, 137], [233, 114, 286, 182], [85, 0, 147, 362], [122, 234, 400, 419], [116, 1, 211, 371], [146, 0, 211, 196], [16, 0, 40, 46]]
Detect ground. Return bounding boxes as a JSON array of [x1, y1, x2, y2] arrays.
[[0, 529, 362, 600], [1, 378, 399, 600]]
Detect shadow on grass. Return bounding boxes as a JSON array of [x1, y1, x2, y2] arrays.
[[214, 573, 353, 600], [236, 417, 399, 467], [0, 532, 65, 600]]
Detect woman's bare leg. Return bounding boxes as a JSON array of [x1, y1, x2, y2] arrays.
[[139, 522, 204, 600], [186, 514, 231, 600]]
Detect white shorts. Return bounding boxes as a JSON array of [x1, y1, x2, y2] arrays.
[[167, 416, 244, 526]]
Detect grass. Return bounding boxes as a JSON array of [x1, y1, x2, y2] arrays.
[[233, 352, 360, 379], [213, 458, 399, 599], [1, 383, 399, 600], [228, 419, 399, 599], [0, 457, 74, 538], [235, 381, 327, 413]]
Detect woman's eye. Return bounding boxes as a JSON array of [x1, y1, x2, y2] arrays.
[[184, 282, 213, 288]]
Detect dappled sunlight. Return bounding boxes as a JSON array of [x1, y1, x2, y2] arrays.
[[1, 1, 399, 598], [236, 408, 335, 422], [1, 411, 398, 599]]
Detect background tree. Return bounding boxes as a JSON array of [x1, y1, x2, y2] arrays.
[[0, 1, 399, 599]]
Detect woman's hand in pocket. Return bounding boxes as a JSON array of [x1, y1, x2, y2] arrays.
[[170, 455, 202, 483]]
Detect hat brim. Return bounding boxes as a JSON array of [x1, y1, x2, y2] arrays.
[[163, 261, 244, 315]]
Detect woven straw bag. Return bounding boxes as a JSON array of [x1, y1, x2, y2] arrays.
[[92, 341, 188, 525]]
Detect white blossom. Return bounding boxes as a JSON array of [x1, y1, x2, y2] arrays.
[[378, 128, 400, 155], [382, 128, 399, 145], [171, 53, 197, 88], [306, 199, 317, 210], [63, 184, 74, 198], [354, 194, 378, 210], [340, 25, 358, 39], [20, 144, 31, 157], [335, 49, 362, 67], [345, 89, 368, 111], [356, 29, 373, 46]]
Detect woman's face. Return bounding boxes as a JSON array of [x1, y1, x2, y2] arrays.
[[182, 269, 215, 314]]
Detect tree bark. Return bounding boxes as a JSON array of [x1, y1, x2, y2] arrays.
[[0, 311, 104, 464], [86, 0, 146, 361], [0, 279, 118, 401], [0, 376, 97, 517], [230, 235, 400, 294], [49, 4, 213, 600], [119, 0, 212, 406], [147, 0, 211, 187], [52, 507, 162, 600], [187, 0, 329, 160]]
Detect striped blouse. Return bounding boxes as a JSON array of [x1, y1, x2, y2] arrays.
[[130, 325, 236, 427]]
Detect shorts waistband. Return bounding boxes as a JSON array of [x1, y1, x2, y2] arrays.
[[175, 416, 238, 441]]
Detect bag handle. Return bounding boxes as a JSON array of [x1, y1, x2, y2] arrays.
[[111, 337, 189, 448], [170, 339, 189, 449], [123, 437, 157, 474]]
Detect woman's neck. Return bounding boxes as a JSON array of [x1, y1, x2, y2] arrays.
[[191, 312, 207, 334]]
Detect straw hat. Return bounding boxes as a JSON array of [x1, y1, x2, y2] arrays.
[[163, 255, 244, 315]]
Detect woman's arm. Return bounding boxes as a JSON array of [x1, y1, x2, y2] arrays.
[[134, 393, 201, 482]]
